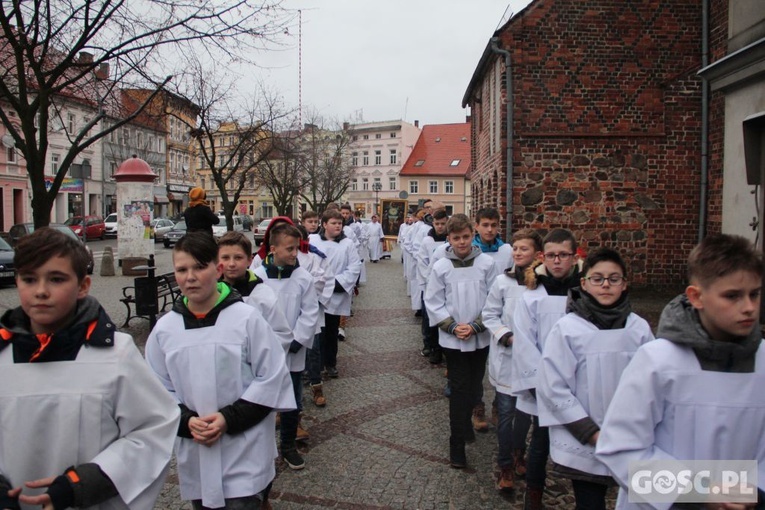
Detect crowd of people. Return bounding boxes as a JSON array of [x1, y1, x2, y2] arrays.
[[1, 192, 764, 510], [398, 200, 765, 510]]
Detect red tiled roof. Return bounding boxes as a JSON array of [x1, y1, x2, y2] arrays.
[[399, 123, 470, 176]]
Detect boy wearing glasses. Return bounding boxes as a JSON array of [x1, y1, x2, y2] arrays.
[[597, 235, 765, 509], [537, 248, 653, 510], [511, 228, 582, 510]]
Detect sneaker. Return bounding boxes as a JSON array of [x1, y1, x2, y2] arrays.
[[338, 328, 346, 341], [311, 383, 327, 407], [325, 366, 339, 378], [496, 467, 514, 492], [420, 347, 431, 357], [472, 403, 489, 432], [282, 447, 305, 470], [428, 348, 443, 365]]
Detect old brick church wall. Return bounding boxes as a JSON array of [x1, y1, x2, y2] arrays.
[[468, 0, 704, 286]]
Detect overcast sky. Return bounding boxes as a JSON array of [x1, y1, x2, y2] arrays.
[[249, 1, 533, 127]]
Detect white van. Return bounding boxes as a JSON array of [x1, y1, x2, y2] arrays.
[[212, 215, 244, 239]]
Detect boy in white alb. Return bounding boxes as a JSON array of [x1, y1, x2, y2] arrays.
[[482, 228, 543, 492], [146, 232, 295, 510], [254, 224, 320, 471], [425, 214, 499, 469], [0, 229, 179, 510], [366, 214, 385, 263], [596, 234, 765, 510], [309, 209, 362, 379], [512, 228, 583, 510], [416, 208, 449, 363], [538, 248, 654, 509]]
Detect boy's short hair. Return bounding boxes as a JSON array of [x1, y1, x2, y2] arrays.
[[581, 247, 627, 277], [512, 228, 543, 252], [446, 214, 473, 235], [302, 210, 318, 221], [432, 209, 449, 221], [321, 209, 343, 224], [340, 203, 352, 212], [174, 232, 219, 266], [269, 223, 302, 246], [15, 228, 90, 281], [475, 207, 501, 223], [688, 234, 764, 288], [217, 231, 252, 257], [324, 203, 340, 212], [543, 228, 578, 253]]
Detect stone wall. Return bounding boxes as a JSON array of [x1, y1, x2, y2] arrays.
[[467, 0, 704, 287]]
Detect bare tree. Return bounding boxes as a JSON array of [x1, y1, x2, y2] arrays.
[[255, 132, 304, 217], [176, 60, 291, 230], [298, 111, 353, 212], [0, 0, 293, 227]]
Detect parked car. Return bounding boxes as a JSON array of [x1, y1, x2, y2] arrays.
[[0, 237, 15, 286], [212, 215, 244, 240], [151, 218, 175, 242], [8, 223, 94, 274], [104, 213, 118, 238], [253, 218, 272, 246], [64, 215, 105, 240], [163, 220, 187, 248]]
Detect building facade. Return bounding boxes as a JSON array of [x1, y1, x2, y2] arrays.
[[0, 104, 28, 230], [699, 0, 765, 248], [399, 123, 472, 216], [346, 120, 421, 217], [463, 0, 704, 286]]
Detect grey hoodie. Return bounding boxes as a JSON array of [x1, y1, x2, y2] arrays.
[[656, 294, 761, 373], [444, 244, 482, 268]]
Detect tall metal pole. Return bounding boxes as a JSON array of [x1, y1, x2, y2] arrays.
[[298, 10, 302, 127]]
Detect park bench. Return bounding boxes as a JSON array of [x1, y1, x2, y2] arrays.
[[120, 271, 180, 328]]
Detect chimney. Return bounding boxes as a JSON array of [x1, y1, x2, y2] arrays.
[[95, 63, 109, 80], [466, 115, 471, 123], [343, 122, 349, 131], [414, 120, 419, 128], [78, 51, 94, 63]]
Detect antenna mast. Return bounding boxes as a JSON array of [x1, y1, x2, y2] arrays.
[[299, 9, 303, 127]]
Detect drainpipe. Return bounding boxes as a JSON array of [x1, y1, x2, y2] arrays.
[[490, 37, 514, 240], [698, 0, 709, 242]]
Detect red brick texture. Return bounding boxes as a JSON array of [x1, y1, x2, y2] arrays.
[[467, 0, 705, 286]]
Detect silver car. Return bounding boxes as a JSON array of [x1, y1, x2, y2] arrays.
[[151, 218, 175, 243]]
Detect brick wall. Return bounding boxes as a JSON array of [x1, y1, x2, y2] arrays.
[[468, 0, 704, 287], [705, 0, 729, 236]]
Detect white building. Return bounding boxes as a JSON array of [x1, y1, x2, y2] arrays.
[[346, 120, 421, 216]]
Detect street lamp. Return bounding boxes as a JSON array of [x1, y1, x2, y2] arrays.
[[372, 181, 382, 217]]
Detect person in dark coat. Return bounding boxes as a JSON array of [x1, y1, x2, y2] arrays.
[[183, 187, 219, 236]]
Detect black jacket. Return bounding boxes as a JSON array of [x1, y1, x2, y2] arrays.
[[183, 205, 219, 235]]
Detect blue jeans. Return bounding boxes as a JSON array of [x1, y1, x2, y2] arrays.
[[280, 371, 303, 446], [307, 333, 323, 385], [496, 392, 517, 468], [526, 415, 549, 490]]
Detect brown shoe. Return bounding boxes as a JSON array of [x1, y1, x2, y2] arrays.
[[311, 383, 327, 407], [472, 403, 489, 432], [496, 466, 514, 492], [296, 415, 310, 442], [513, 449, 527, 478]]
